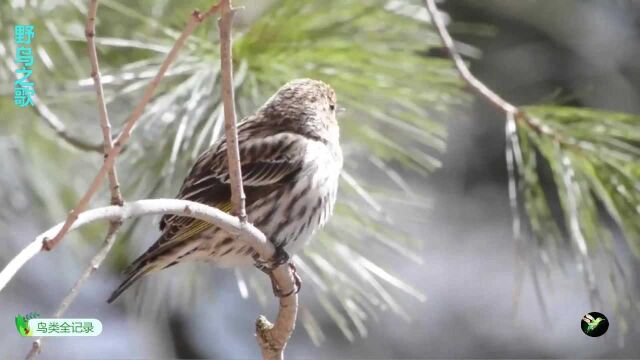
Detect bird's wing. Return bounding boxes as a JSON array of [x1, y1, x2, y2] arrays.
[[126, 132, 308, 274], [161, 132, 307, 235]]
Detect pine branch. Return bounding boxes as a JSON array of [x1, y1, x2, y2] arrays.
[[424, 0, 640, 327], [423, 0, 516, 115], [422, 0, 559, 142]]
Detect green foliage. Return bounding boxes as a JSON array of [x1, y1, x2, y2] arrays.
[[515, 106, 640, 257], [507, 106, 640, 335]]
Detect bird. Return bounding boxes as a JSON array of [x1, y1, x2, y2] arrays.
[[107, 78, 343, 303]]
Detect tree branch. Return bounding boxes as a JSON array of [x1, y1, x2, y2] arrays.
[[423, 1, 598, 322], [25, 2, 128, 358], [422, 0, 569, 144], [29, 98, 105, 153], [255, 268, 298, 360], [218, 0, 247, 222], [42, 7, 219, 251], [24, 221, 120, 360], [217, 1, 297, 358], [423, 0, 518, 115], [0, 199, 269, 293], [86, 0, 124, 207]]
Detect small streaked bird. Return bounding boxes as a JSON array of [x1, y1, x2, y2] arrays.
[[108, 78, 343, 303]]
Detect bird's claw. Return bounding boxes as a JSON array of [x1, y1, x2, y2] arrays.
[[255, 246, 290, 272], [255, 247, 301, 297], [269, 262, 301, 298]]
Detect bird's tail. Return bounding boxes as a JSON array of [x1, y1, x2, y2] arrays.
[[107, 234, 199, 303], [107, 262, 155, 304]]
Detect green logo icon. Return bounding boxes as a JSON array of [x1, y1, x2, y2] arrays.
[[15, 312, 40, 336], [581, 312, 609, 337]]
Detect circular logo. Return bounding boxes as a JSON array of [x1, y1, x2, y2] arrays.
[[581, 312, 609, 337]]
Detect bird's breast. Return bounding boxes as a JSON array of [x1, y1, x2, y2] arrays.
[[253, 140, 342, 254]]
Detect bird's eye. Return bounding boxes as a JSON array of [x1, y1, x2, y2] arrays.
[[329, 104, 335, 111]]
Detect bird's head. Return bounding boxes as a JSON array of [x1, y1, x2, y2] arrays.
[[259, 78, 340, 142]]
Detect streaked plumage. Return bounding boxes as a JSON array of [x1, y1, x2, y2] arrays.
[[108, 78, 342, 303]]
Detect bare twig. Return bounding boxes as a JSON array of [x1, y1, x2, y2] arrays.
[[255, 268, 299, 360], [55, 224, 120, 319], [217, 2, 297, 358], [28, 98, 105, 153], [25, 221, 120, 360], [42, 8, 219, 251], [25, 3, 128, 358], [218, 0, 247, 222], [0, 199, 270, 292], [25, 7, 224, 358], [423, 0, 566, 143], [423, 0, 518, 115], [86, 0, 123, 207]]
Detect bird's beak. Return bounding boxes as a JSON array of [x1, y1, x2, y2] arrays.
[[337, 106, 347, 114]]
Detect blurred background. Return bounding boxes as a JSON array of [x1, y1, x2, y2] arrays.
[[1, 0, 639, 358]]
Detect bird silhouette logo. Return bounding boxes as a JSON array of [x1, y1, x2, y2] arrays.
[[581, 312, 609, 337]]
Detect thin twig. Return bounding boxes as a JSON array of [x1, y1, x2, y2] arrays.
[[422, 0, 566, 143], [25, 222, 120, 360], [29, 98, 105, 153], [0, 199, 269, 292], [42, 8, 219, 251], [218, 0, 247, 222], [26, 3, 127, 358], [423, 0, 517, 115], [58, 224, 120, 319], [217, 2, 297, 358], [86, 0, 124, 207]]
